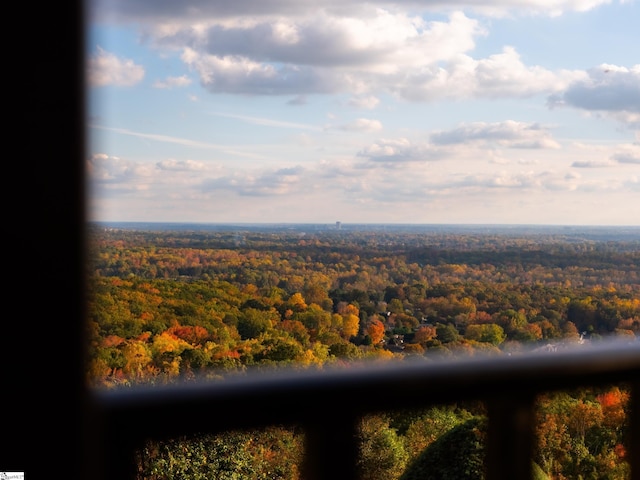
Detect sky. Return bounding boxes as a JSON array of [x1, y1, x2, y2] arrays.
[[86, 0, 640, 226]]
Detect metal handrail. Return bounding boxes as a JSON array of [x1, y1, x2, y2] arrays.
[[86, 338, 640, 480]]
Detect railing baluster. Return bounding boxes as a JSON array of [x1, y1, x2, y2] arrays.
[[631, 380, 640, 480], [302, 415, 359, 480], [486, 394, 536, 480]]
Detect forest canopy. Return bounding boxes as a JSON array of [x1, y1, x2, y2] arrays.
[[86, 223, 639, 385]]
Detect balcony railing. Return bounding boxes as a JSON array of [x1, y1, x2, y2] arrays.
[[22, 3, 638, 478], [85, 338, 640, 480]]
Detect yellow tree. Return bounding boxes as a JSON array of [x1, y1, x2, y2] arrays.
[[341, 312, 360, 339], [121, 340, 153, 380], [286, 292, 308, 313], [151, 331, 192, 377]]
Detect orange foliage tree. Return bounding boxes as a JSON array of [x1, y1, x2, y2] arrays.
[[367, 317, 386, 346]]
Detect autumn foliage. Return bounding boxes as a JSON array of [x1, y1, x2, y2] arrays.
[[86, 225, 638, 478]]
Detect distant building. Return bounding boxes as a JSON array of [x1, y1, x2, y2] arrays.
[[336, 221, 342, 230]]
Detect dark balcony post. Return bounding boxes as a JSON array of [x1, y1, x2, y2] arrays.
[[103, 422, 142, 480], [486, 394, 536, 480], [302, 414, 359, 480], [631, 380, 640, 480]]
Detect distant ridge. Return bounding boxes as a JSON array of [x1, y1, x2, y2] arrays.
[[91, 222, 640, 241]]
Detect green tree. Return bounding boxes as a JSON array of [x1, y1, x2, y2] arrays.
[[404, 406, 474, 458], [237, 308, 277, 340], [253, 332, 305, 364], [137, 426, 304, 480], [294, 304, 332, 341], [464, 324, 506, 346], [400, 417, 487, 480], [357, 414, 409, 480], [436, 322, 460, 344]]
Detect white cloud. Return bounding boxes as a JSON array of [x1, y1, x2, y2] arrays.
[[612, 144, 640, 164], [202, 166, 307, 196], [473, 47, 577, 98], [182, 48, 340, 95], [489, 171, 541, 188], [156, 159, 206, 171], [615, 154, 640, 164], [183, 34, 577, 102], [87, 46, 145, 87], [167, 10, 487, 96], [548, 64, 640, 126], [625, 175, 640, 192], [333, 118, 384, 132], [87, 153, 153, 184], [152, 75, 192, 88], [88, 136, 639, 223], [90, 0, 623, 23], [348, 95, 380, 109], [430, 120, 560, 148], [412, 168, 581, 193], [609, 112, 640, 130], [95, 6, 596, 103], [397, 46, 585, 101], [571, 160, 617, 168], [287, 95, 308, 105], [357, 137, 447, 163]]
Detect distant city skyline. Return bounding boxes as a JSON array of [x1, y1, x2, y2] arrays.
[[87, 0, 639, 226]]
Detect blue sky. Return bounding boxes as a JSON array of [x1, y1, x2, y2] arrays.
[[86, 0, 639, 225]]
